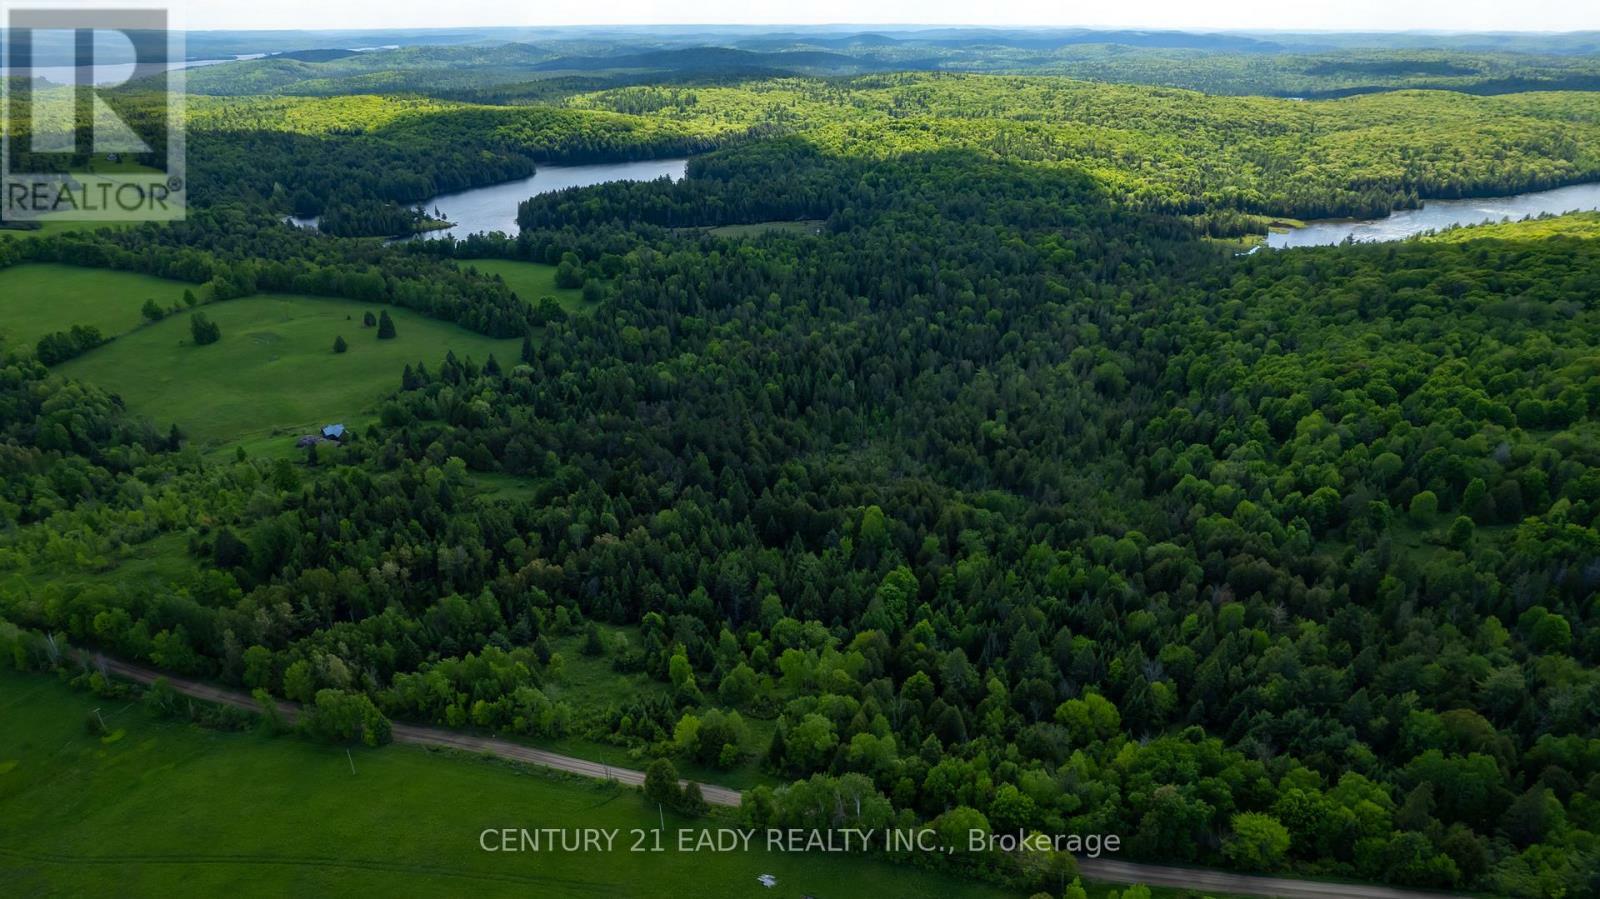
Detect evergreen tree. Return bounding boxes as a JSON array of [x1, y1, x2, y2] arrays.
[[190, 313, 221, 345]]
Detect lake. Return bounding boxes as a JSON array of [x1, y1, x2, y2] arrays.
[[1267, 181, 1600, 248], [2, 55, 264, 87], [286, 158, 688, 236], [405, 158, 689, 241]]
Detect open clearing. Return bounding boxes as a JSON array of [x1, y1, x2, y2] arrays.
[[458, 259, 589, 313], [0, 264, 198, 350], [0, 219, 135, 243], [0, 669, 1024, 899], [53, 292, 516, 445]]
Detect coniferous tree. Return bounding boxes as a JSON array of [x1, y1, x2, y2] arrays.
[[190, 313, 221, 345]]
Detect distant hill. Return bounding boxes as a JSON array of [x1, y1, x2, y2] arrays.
[[162, 26, 1600, 63], [268, 49, 362, 63], [913, 28, 1284, 52], [530, 46, 876, 75], [169, 27, 1600, 101]]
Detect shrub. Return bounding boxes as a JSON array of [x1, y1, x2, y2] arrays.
[[190, 312, 221, 345]]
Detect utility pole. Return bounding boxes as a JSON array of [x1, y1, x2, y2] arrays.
[[346, 749, 357, 775]]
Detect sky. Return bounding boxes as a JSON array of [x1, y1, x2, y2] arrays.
[[179, 1, 1600, 34]]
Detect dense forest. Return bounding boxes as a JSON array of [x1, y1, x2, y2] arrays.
[[564, 75, 1600, 219], [4, 56, 1600, 899], [51, 68, 1600, 238], [4, 85, 731, 234], [185, 96, 729, 225]]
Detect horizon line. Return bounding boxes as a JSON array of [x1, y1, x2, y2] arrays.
[[163, 24, 1600, 36]]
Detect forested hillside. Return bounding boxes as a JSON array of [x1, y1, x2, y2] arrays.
[[47, 70, 1600, 238], [567, 75, 1600, 218], [185, 95, 728, 224], [4, 60, 1600, 899], [1, 87, 732, 234]]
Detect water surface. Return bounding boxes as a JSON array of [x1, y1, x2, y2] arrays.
[[408, 158, 688, 241], [3, 55, 263, 86], [285, 158, 689, 237], [1267, 182, 1600, 248]]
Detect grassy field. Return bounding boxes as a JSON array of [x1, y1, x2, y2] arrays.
[[468, 471, 543, 502], [0, 668, 1028, 899], [0, 219, 135, 243], [0, 264, 198, 350], [459, 259, 588, 313], [54, 293, 517, 446]]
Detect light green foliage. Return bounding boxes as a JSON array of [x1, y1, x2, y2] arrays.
[[1055, 692, 1122, 744], [1224, 812, 1292, 869], [571, 74, 1600, 218], [1408, 490, 1440, 522]]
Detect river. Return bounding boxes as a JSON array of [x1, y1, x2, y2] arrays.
[[1266, 181, 1600, 248]]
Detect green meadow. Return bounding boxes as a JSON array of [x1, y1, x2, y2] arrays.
[[0, 264, 197, 349], [459, 259, 588, 312], [53, 291, 517, 445], [0, 669, 1025, 899], [0, 219, 135, 243]]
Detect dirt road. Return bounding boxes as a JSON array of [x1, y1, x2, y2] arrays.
[[83, 652, 742, 807], [82, 652, 1463, 899]]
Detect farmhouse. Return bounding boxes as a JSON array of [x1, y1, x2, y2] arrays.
[[296, 424, 348, 448]]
